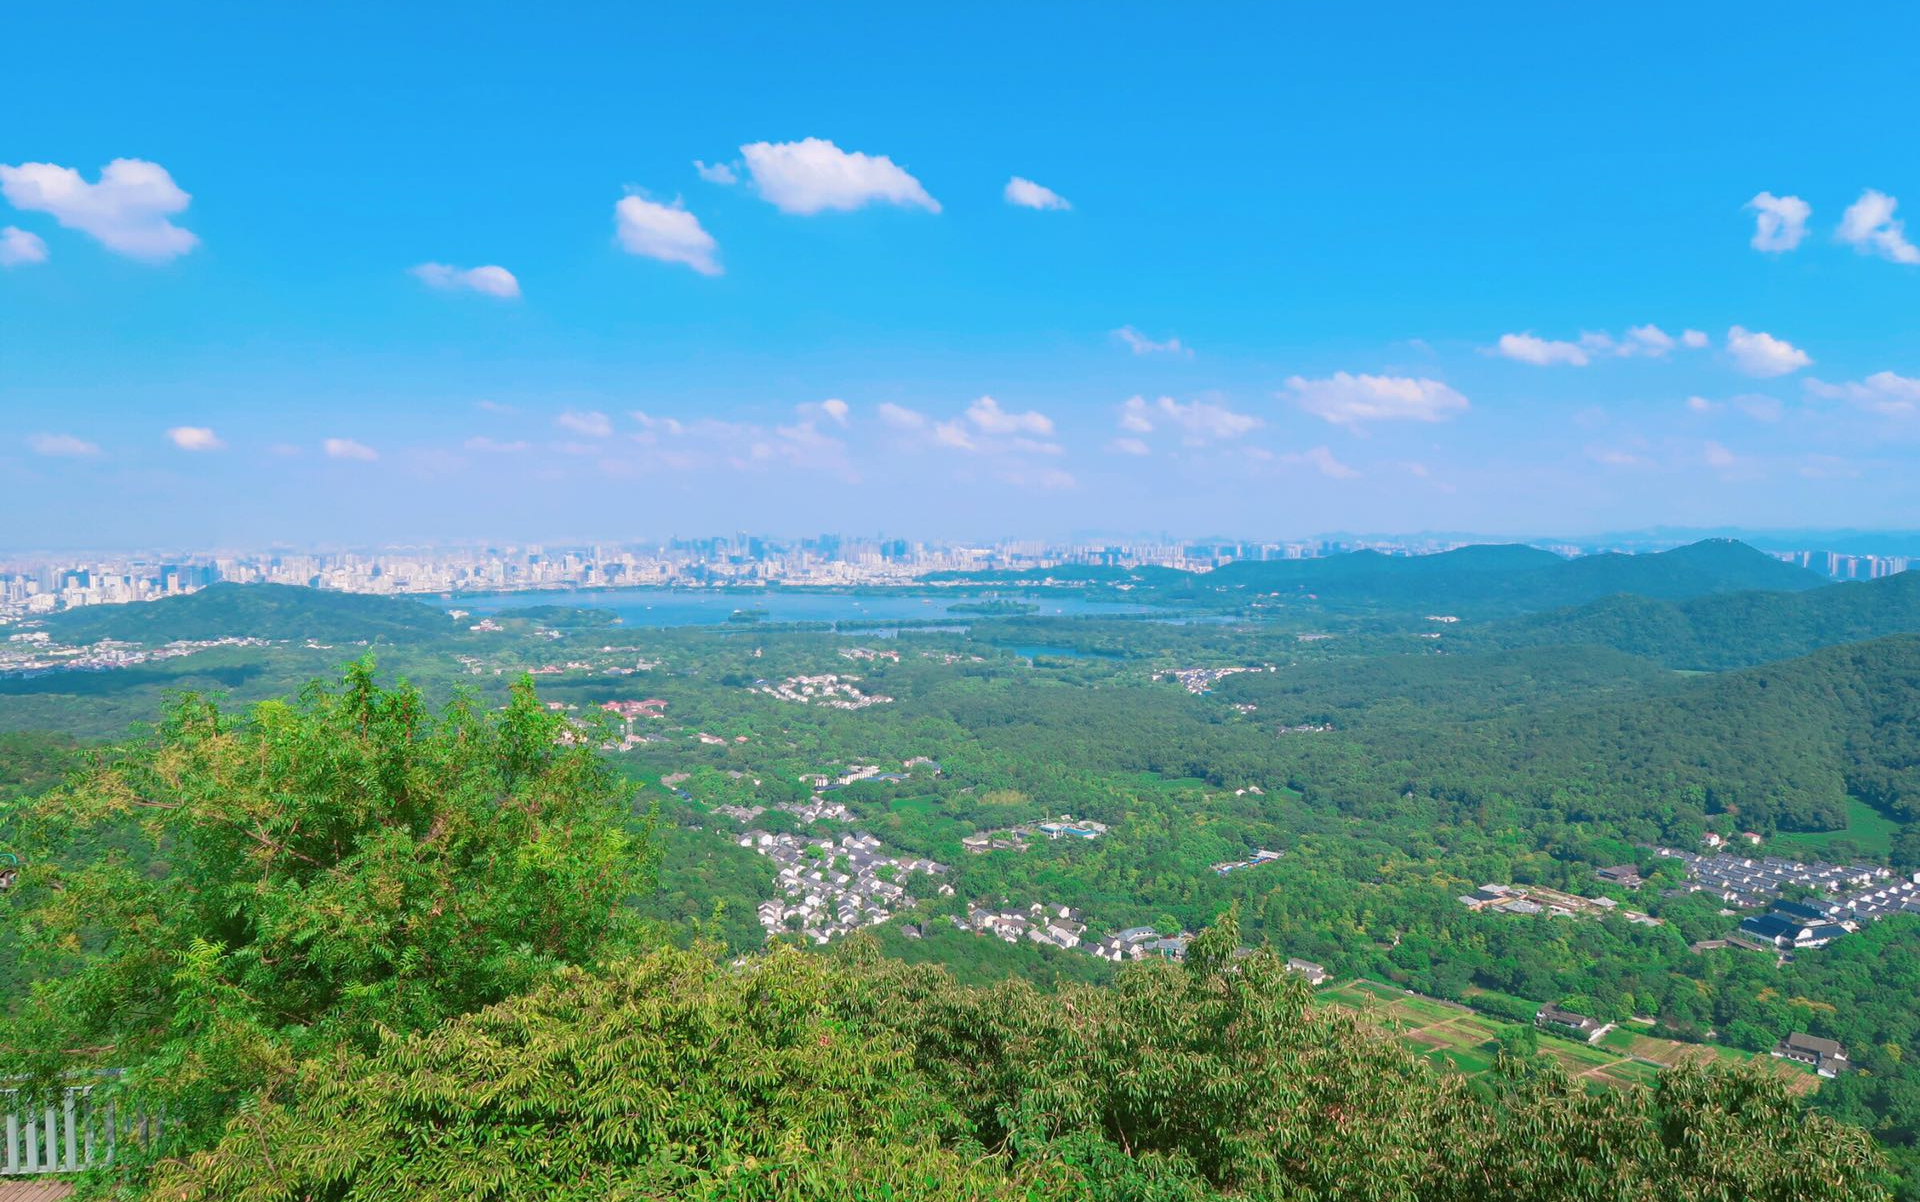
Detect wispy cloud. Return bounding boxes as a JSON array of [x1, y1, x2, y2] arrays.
[[323, 437, 378, 462], [0, 225, 47, 267], [556, 410, 614, 437], [410, 262, 521, 298], [1112, 326, 1192, 357], [614, 194, 721, 275], [1493, 325, 1707, 366], [1118, 395, 1261, 446], [27, 433, 100, 457], [166, 426, 225, 451], [1285, 373, 1469, 426], [1004, 176, 1070, 210], [1804, 371, 1920, 417]]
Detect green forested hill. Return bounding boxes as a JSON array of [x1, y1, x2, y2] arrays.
[[38, 582, 457, 644], [1208, 538, 1823, 615], [1481, 571, 1920, 669]]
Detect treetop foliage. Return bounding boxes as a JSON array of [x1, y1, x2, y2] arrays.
[[4, 659, 657, 1170]]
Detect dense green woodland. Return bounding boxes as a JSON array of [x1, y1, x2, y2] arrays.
[[3, 543, 1920, 1197]]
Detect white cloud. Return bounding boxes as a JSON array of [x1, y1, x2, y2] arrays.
[[0, 225, 47, 266], [1837, 189, 1920, 265], [464, 436, 529, 453], [876, 402, 928, 431], [0, 159, 197, 261], [1496, 324, 1707, 366], [799, 397, 849, 426], [1703, 440, 1737, 469], [614, 195, 721, 275], [1004, 176, 1070, 210], [557, 410, 613, 437], [474, 399, 518, 414], [1686, 395, 1716, 413], [1587, 445, 1653, 469], [738, 138, 939, 215], [1112, 326, 1191, 357], [1804, 372, 1920, 417], [1118, 395, 1261, 444], [965, 396, 1053, 437], [27, 433, 100, 457], [1495, 332, 1589, 366], [1747, 192, 1810, 252], [410, 262, 520, 298], [1107, 436, 1151, 456], [1725, 326, 1811, 377], [166, 426, 224, 451], [933, 420, 976, 451], [1281, 446, 1358, 479], [323, 437, 378, 462], [693, 160, 738, 185], [1285, 372, 1469, 426]]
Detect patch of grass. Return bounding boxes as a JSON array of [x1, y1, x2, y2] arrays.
[[1773, 796, 1904, 859]]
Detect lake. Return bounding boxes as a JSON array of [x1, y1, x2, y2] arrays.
[[451, 587, 1173, 629]]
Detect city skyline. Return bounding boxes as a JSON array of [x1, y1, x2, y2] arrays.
[[6, 5, 1920, 547]]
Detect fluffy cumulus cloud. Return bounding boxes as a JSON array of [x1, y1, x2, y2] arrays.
[[737, 138, 939, 215], [1725, 326, 1811, 377], [323, 437, 379, 462], [798, 398, 849, 426], [1117, 395, 1261, 446], [0, 158, 198, 260], [166, 426, 224, 451], [0, 225, 47, 266], [1747, 192, 1811, 252], [1837, 189, 1920, 264], [1004, 176, 1070, 210], [693, 160, 738, 185], [1804, 372, 1920, 417], [409, 262, 521, 298], [1284, 373, 1469, 426], [556, 410, 614, 437], [1112, 326, 1191, 357], [1107, 436, 1151, 456], [1494, 325, 1707, 366], [614, 195, 722, 275], [27, 433, 100, 457]]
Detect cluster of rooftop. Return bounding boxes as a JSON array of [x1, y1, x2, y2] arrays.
[[1160, 665, 1272, 695], [755, 673, 892, 708], [955, 902, 1088, 950], [740, 830, 950, 944], [1210, 848, 1283, 875]]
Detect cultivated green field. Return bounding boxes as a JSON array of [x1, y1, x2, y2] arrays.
[[1318, 979, 1817, 1094]]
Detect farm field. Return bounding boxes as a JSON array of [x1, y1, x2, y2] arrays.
[[1317, 980, 1818, 1095]]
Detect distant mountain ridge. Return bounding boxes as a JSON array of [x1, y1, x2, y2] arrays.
[[39, 583, 455, 644], [1483, 570, 1920, 669], [1208, 538, 1823, 615]]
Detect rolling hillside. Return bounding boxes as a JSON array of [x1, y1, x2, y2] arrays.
[[1484, 570, 1920, 669], [38, 582, 457, 645]]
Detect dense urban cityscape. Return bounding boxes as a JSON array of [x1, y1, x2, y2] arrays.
[[0, 535, 1909, 621]]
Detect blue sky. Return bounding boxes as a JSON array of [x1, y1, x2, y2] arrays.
[[4, 2, 1919, 549]]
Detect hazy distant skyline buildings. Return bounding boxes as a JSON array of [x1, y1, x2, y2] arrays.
[[6, 7, 1920, 547]]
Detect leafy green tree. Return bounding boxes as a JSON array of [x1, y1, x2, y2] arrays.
[[4, 660, 657, 1182]]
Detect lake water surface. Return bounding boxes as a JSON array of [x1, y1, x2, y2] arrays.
[[453, 587, 1172, 629]]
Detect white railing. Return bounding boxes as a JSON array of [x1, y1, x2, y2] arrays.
[[1, 1084, 155, 1176]]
